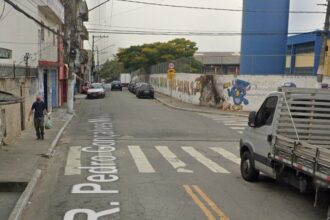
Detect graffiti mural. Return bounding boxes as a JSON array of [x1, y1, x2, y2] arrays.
[[227, 79, 251, 110]]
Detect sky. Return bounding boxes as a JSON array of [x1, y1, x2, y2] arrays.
[[85, 0, 327, 64]]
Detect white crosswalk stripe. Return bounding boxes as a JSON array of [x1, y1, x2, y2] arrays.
[[128, 145, 155, 173], [65, 146, 82, 176], [198, 113, 248, 134], [126, 145, 240, 174], [181, 146, 230, 173], [155, 146, 193, 173], [210, 147, 241, 165]]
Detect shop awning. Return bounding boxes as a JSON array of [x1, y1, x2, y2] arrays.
[[0, 91, 24, 105]]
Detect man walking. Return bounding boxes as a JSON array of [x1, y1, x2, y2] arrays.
[[29, 96, 48, 140]]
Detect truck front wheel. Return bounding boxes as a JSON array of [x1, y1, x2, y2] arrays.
[[241, 151, 259, 182]]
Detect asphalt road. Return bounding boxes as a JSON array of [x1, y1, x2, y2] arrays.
[[22, 89, 327, 220]]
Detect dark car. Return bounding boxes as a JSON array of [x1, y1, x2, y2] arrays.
[[111, 81, 122, 91], [132, 82, 145, 94], [136, 83, 154, 99], [128, 82, 136, 93]]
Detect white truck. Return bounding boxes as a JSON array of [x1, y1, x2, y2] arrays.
[[120, 73, 131, 87], [240, 87, 330, 219]]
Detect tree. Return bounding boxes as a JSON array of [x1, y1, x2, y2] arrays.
[[98, 58, 124, 81], [116, 38, 199, 74]]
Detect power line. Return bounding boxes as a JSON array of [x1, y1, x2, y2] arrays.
[[89, 0, 111, 13], [116, 0, 326, 14], [87, 28, 310, 36], [86, 23, 318, 34], [0, 1, 6, 20]]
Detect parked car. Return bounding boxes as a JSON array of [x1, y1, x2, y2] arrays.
[[136, 83, 154, 99], [87, 83, 105, 99], [111, 81, 122, 91], [103, 83, 112, 91], [81, 82, 89, 94], [128, 82, 138, 93], [132, 82, 144, 94]]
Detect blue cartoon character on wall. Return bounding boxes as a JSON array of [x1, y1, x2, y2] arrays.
[[227, 79, 251, 110]]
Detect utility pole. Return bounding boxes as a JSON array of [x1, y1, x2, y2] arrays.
[[91, 35, 108, 82], [24, 53, 30, 77], [65, 0, 78, 114], [317, 0, 330, 84]]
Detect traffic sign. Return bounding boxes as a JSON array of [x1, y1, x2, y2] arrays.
[[168, 62, 175, 69], [167, 68, 176, 80]]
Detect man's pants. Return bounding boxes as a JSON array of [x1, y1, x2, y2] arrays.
[[34, 117, 44, 139]]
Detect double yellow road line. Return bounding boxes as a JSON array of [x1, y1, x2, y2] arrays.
[[183, 185, 229, 220]]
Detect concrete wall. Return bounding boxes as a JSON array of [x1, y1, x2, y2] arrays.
[[214, 75, 325, 111], [150, 74, 202, 105], [0, 78, 39, 144], [150, 73, 330, 112]]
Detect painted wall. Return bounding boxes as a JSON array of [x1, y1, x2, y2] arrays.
[[150, 73, 203, 105], [214, 75, 324, 111], [151, 73, 330, 112]]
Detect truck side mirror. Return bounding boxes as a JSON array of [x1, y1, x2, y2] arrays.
[[248, 111, 257, 127]]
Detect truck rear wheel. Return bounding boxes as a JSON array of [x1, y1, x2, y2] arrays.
[[241, 151, 259, 182], [327, 204, 330, 220]]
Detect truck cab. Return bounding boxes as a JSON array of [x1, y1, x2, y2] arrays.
[[240, 92, 281, 181], [240, 88, 330, 219]]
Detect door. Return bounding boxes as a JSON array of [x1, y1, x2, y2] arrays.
[[51, 70, 57, 108], [251, 96, 279, 162]]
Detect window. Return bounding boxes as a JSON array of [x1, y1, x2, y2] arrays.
[[294, 42, 315, 54], [53, 33, 56, 46], [40, 23, 45, 42], [255, 96, 278, 127]]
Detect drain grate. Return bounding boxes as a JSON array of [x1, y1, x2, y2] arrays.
[[0, 182, 27, 192]]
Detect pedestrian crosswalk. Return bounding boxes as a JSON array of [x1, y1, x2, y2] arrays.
[[198, 113, 248, 134], [127, 145, 240, 174], [65, 144, 241, 176]]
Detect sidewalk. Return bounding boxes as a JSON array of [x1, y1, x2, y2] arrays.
[[0, 108, 72, 183], [155, 92, 249, 117]]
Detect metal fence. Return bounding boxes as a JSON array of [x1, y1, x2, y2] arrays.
[[150, 56, 241, 75], [150, 57, 204, 74], [149, 54, 323, 76], [0, 64, 38, 78]]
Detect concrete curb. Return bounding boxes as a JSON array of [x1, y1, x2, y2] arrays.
[[44, 114, 74, 158], [8, 169, 42, 220], [155, 96, 248, 117]]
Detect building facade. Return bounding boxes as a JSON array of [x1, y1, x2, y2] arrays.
[[194, 52, 240, 75], [285, 31, 330, 76], [240, 0, 290, 75], [36, 0, 65, 111], [0, 0, 65, 143]]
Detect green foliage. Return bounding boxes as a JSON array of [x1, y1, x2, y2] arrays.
[[99, 58, 124, 81], [116, 38, 199, 74]]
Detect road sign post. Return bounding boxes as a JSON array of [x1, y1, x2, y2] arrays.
[[167, 68, 176, 103]]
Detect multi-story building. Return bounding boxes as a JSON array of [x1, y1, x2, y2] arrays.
[[0, 0, 64, 143]]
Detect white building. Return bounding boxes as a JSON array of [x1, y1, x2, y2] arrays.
[[0, 0, 65, 111]]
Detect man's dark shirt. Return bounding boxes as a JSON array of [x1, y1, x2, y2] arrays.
[[31, 101, 46, 118]]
